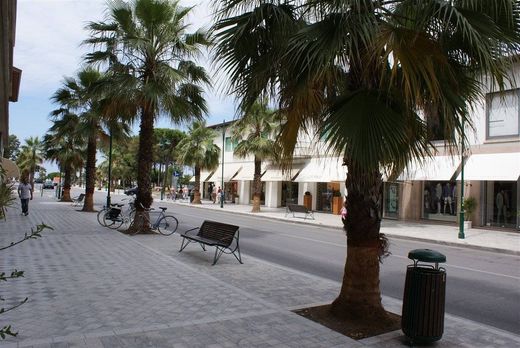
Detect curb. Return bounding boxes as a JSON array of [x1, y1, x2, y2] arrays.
[[166, 200, 519, 256]]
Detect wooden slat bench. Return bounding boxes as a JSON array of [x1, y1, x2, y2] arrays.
[[285, 203, 315, 220], [179, 220, 242, 265]]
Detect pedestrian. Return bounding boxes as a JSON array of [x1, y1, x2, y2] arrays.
[[211, 185, 217, 204], [17, 176, 33, 216], [217, 186, 223, 204]]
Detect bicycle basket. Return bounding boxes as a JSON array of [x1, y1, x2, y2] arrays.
[[107, 207, 122, 219]]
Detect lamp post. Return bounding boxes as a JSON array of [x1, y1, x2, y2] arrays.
[[220, 120, 225, 208], [106, 131, 113, 207], [459, 118, 465, 239]]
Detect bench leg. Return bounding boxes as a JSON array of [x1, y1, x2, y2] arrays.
[[232, 246, 243, 264], [179, 237, 190, 252], [212, 247, 225, 265]]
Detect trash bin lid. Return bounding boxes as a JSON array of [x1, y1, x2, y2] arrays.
[[408, 249, 446, 263]]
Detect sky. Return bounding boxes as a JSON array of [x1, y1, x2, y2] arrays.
[[10, 0, 237, 160]]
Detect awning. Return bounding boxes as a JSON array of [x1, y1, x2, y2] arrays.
[[233, 162, 266, 181], [457, 153, 520, 181], [189, 170, 215, 183], [0, 158, 20, 178], [294, 157, 346, 182], [398, 156, 461, 181], [211, 163, 243, 183], [262, 163, 305, 182]]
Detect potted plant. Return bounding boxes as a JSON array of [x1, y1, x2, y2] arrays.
[[332, 190, 343, 215], [303, 191, 312, 210], [463, 196, 478, 229]]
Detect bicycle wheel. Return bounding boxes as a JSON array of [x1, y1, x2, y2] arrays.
[[157, 215, 178, 235], [103, 211, 124, 230], [97, 207, 108, 226]]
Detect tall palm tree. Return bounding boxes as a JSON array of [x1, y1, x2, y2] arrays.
[[84, 0, 210, 232], [232, 99, 281, 212], [214, 0, 520, 325], [177, 121, 220, 204], [52, 68, 107, 212], [18, 136, 43, 189], [43, 110, 85, 202]]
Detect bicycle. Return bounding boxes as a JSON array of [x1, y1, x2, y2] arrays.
[[97, 197, 136, 229], [129, 204, 178, 236]]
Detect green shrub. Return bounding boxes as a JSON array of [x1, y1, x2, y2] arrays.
[[463, 196, 477, 221]]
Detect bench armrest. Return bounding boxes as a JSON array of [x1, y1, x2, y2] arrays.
[[182, 227, 199, 236]]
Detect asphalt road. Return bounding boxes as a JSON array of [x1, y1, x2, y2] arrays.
[[67, 188, 520, 335]]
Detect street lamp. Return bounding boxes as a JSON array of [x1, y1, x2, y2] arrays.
[[106, 130, 113, 207], [459, 118, 465, 239], [221, 120, 225, 208]]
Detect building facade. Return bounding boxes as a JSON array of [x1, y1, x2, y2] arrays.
[[194, 65, 519, 231], [1, 0, 21, 155]]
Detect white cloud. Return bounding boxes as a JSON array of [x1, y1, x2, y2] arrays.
[[12, 0, 235, 142]]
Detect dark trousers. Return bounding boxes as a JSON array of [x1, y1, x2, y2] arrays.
[[21, 199, 29, 214]]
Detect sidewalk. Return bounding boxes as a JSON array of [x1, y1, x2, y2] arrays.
[[0, 195, 518, 347], [162, 196, 520, 255]]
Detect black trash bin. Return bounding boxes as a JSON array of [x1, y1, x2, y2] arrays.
[[402, 249, 446, 344]]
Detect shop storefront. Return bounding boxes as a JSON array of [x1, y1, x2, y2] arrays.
[[484, 181, 518, 229], [316, 182, 340, 213], [383, 182, 400, 219], [422, 181, 458, 222], [281, 181, 298, 206]]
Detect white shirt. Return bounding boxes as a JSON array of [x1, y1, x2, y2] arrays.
[[18, 183, 32, 199]]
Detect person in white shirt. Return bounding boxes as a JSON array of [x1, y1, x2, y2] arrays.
[[17, 176, 33, 216]]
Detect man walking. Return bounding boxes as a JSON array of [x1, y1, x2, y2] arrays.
[[17, 176, 33, 216]]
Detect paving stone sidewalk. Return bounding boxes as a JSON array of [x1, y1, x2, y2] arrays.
[[0, 196, 519, 347]]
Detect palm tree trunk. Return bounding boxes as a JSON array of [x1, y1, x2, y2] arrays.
[[251, 157, 261, 212], [192, 166, 202, 204], [331, 162, 391, 323], [127, 106, 154, 234], [82, 135, 97, 212], [61, 165, 72, 202]]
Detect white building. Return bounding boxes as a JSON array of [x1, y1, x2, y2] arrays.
[[193, 64, 519, 230]]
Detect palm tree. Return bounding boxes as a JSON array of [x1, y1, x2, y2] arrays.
[[232, 99, 281, 212], [43, 110, 85, 202], [177, 121, 220, 204], [84, 0, 210, 232], [52, 68, 107, 211], [214, 0, 520, 325], [18, 136, 43, 189]]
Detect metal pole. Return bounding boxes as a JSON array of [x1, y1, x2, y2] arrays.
[[221, 120, 225, 208], [459, 118, 465, 239], [106, 132, 113, 207]]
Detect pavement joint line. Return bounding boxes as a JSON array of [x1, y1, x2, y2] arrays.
[[117, 230, 292, 313]]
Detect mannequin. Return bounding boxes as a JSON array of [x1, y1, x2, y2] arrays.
[[495, 191, 505, 224], [443, 183, 453, 214], [435, 183, 442, 214]]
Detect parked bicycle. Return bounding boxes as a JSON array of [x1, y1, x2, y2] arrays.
[[130, 203, 178, 236], [97, 197, 135, 229]]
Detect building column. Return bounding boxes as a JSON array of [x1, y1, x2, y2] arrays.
[[239, 180, 250, 205], [298, 182, 317, 210], [265, 181, 281, 208]]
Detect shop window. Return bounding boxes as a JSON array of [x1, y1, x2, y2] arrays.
[[485, 181, 518, 229], [225, 137, 239, 152], [486, 89, 520, 139], [281, 181, 299, 206], [383, 183, 399, 219], [316, 182, 340, 213], [422, 181, 457, 222]]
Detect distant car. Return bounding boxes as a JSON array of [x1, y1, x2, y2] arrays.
[[42, 181, 54, 189]]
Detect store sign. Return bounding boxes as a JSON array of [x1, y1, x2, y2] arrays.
[[488, 90, 519, 138]]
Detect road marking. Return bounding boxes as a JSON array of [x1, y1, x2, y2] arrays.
[[390, 254, 520, 280], [173, 206, 520, 280]]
